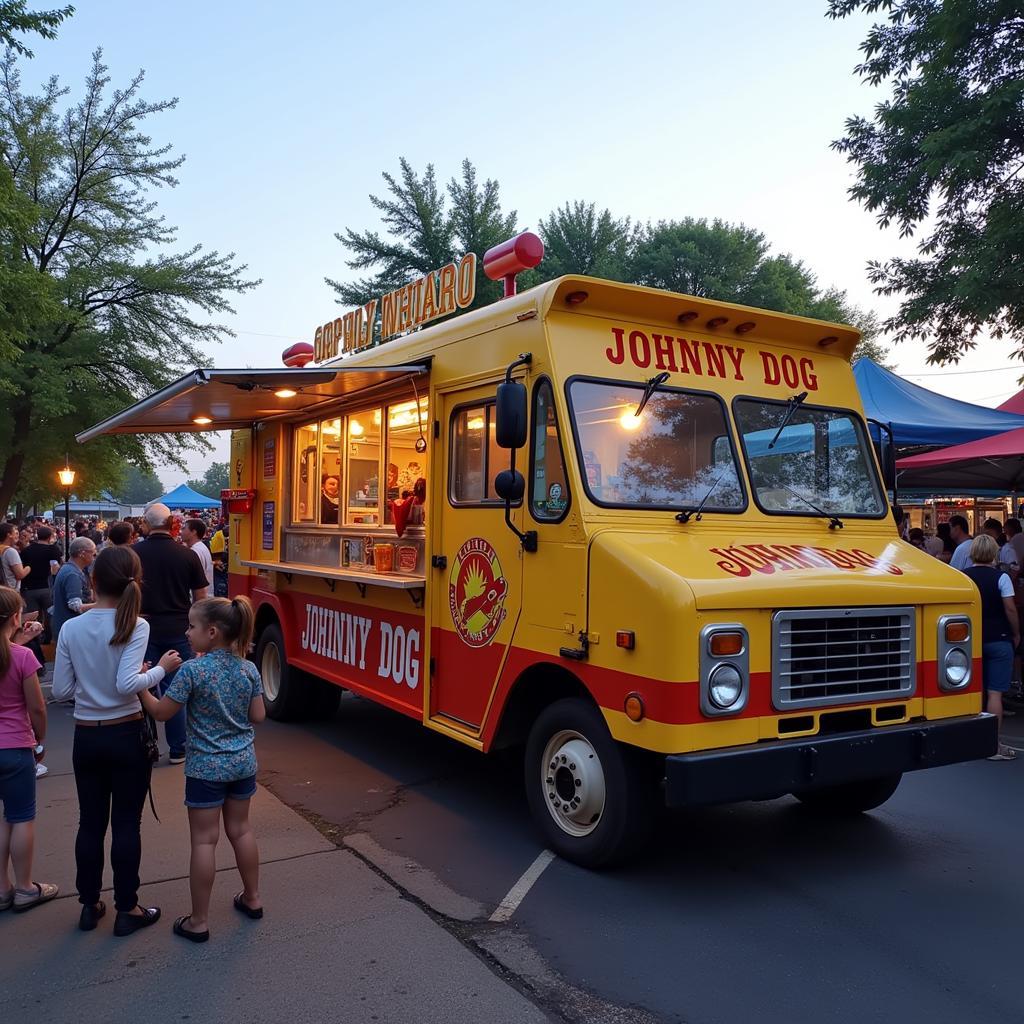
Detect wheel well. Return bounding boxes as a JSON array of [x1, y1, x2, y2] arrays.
[[491, 663, 595, 751], [254, 603, 280, 643]]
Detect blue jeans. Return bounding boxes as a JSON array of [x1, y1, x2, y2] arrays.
[[982, 640, 1014, 694], [146, 636, 193, 757], [0, 747, 36, 824]]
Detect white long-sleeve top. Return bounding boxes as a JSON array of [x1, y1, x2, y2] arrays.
[[52, 609, 166, 721]]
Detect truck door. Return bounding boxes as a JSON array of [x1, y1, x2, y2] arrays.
[[430, 384, 525, 730]]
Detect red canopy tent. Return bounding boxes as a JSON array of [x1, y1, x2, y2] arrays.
[[998, 391, 1024, 415], [896, 426, 1024, 491]]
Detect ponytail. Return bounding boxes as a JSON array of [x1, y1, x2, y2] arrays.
[[192, 595, 255, 657], [112, 579, 142, 647], [92, 546, 144, 647], [0, 585, 22, 678]]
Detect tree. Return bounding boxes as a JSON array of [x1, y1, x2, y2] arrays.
[[328, 157, 519, 315], [186, 461, 228, 498], [829, 0, 1024, 363], [117, 464, 164, 503], [0, 1, 72, 57], [629, 218, 885, 352], [535, 201, 637, 281], [0, 50, 259, 514]]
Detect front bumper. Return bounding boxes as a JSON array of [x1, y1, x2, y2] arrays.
[[664, 713, 997, 807]]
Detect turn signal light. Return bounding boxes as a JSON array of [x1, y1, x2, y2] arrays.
[[616, 630, 635, 650], [709, 632, 743, 657], [624, 693, 645, 722], [945, 621, 969, 643]]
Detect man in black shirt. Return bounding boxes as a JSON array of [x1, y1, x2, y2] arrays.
[[135, 503, 209, 764], [21, 525, 62, 643]]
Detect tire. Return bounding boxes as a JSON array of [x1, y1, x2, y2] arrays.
[[524, 697, 656, 868], [793, 773, 902, 814], [255, 623, 307, 721]]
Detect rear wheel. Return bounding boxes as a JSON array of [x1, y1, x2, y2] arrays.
[[255, 623, 306, 721], [793, 773, 902, 814], [524, 698, 656, 868]]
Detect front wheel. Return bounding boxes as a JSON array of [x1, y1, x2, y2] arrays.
[[793, 773, 902, 814], [524, 698, 656, 868]]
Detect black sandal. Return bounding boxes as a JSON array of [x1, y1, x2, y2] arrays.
[[233, 892, 263, 920], [173, 915, 209, 943]]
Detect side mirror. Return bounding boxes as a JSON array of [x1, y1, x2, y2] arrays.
[[494, 469, 525, 503], [495, 380, 528, 449]]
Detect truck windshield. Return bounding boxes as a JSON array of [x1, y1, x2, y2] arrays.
[[567, 379, 745, 511], [734, 398, 885, 517]]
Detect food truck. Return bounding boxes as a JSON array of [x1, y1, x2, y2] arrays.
[[78, 233, 996, 867]]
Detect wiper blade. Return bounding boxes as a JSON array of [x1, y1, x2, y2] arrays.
[[767, 391, 809, 449], [676, 468, 730, 524], [634, 371, 671, 418], [780, 484, 843, 530]]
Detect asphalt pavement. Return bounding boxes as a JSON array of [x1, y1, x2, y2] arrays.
[[0, 693, 557, 1024], [252, 692, 1024, 1024]]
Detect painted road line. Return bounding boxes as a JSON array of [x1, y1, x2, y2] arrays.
[[489, 849, 556, 924]]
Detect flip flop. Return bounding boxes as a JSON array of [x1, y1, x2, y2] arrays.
[[13, 881, 59, 913], [173, 915, 209, 943], [233, 892, 263, 920]]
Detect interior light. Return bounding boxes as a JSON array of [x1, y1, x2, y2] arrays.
[[467, 417, 485, 430], [193, 416, 212, 425], [619, 410, 643, 431], [373, 409, 382, 425], [349, 420, 365, 437], [274, 388, 297, 399], [322, 421, 341, 436]]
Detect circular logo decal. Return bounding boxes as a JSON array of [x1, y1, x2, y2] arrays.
[[449, 537, 509, 648]]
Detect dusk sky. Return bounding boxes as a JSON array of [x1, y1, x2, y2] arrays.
[[28, 1, 1022, 487]]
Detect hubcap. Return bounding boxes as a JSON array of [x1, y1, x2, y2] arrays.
[[261, 642, 281, 702], [540, 730, 606, 838]]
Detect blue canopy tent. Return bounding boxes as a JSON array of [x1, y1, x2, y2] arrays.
[[853, 358, 1024, 447], [153, 483, 221, 510]]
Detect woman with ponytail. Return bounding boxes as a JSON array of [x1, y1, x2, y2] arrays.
[[142, 595, 265, 942], [52, 546, 182, 936]]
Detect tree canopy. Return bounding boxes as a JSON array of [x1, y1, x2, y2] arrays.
[[829, 0, 1024, 363], [0, 50, 258, 513], [186, 460, 228, 498], [329, 158, 518, 314], [117, 464, 164, 504], [0, 1, 72, 57]]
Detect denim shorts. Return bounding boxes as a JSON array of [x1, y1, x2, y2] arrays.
[[982, 640, 1014, 693], [184, 774, 257, 808], [0, 747, 36, 824]]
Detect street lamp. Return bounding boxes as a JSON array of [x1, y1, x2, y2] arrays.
[[57, 456, 76, 560]]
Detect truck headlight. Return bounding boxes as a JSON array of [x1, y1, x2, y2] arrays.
[[943, 648, 970, 687], [937, 615, 972, 691], [700, 624, 749, 717], [709, 664, 743, 709]]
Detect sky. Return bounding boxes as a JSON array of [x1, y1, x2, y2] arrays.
[[24, 0, 1024, 488]]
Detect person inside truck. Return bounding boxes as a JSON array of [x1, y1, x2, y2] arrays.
[[320, 475, 340, 524]]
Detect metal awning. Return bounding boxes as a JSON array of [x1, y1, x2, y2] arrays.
[[76, 364, 430, 443]]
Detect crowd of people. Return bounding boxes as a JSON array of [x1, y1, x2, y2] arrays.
[[896, 508, 1024, 761], [0, 503, 259, 941]]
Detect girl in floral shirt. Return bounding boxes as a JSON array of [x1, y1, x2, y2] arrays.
[[142, 596, 265, 942]]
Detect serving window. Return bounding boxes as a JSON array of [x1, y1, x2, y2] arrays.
[[290, 397, 430, 530]]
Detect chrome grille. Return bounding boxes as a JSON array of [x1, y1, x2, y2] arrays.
[[772, 607, 915, 710]]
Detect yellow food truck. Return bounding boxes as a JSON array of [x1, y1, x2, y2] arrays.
[[79, 235, 996, 866]]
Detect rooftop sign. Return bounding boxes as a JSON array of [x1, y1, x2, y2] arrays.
[[313, 252, 478, 363]]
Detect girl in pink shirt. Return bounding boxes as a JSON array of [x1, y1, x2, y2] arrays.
[[0, 585, 58, 912]]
